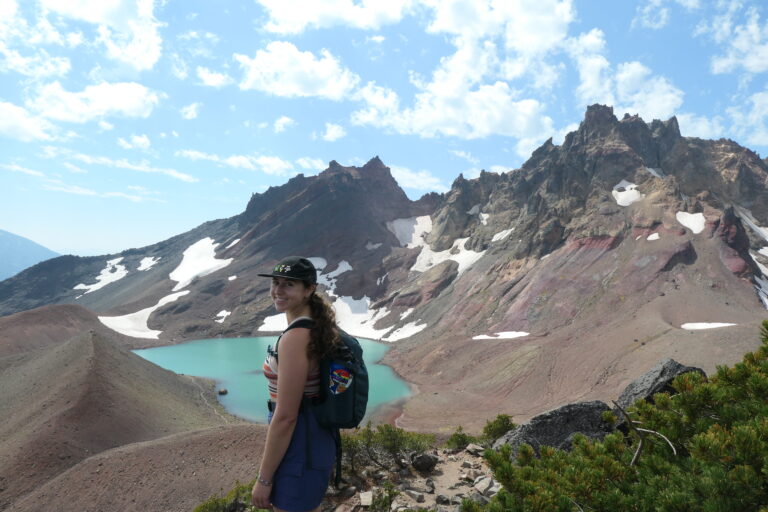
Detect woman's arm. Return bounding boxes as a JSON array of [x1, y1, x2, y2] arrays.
[[252, 328, 311, 507]]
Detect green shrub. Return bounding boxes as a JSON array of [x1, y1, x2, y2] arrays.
[[467, 320, 768, 512], [445, 426, 479, 450], [481, 414, 516, 442], [193, 480, 267, 512], [341, 422, 436, 471], [370, 481, 400, 512]]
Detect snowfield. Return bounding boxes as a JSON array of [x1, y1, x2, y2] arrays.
[[137, 256, 160, 271], [387, 216, 432, 248], [411, 237, 485, 275], [492, 228, 514, 242], [676, 212, 706, 234], [647, 233, 660, 241], [681, 323, 737, 330], [99, 291, 190, 338], [473, 331, 530, 340], [169, 237, 233, 291], [612, 180, 644, 206], [74, 257, 129, 295]]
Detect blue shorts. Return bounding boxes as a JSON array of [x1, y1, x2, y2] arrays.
[[268, 406, 336, 511]]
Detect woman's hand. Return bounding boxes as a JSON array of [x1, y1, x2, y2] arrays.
[[251, 480, 271, 510]]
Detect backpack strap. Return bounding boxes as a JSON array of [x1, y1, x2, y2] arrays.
[[333, 428, 342, 488], [273, 318, 314, 359]]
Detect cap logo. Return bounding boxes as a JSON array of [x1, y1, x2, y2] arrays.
[[274, 264, 291, 273]]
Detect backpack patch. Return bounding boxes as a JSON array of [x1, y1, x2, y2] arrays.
[[329, 363, 353, 395]]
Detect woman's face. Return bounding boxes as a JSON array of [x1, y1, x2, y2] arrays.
[[270, 277, 314, 314]]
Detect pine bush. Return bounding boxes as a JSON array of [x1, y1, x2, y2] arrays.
[[465, 320, 768, 512]]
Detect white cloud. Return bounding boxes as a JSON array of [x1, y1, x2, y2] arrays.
[[180, 102, 201, 120], [389, 165, 449, 192], [255, 0, 413, 34], [196, 66, 233, 87], [235, 41, 360, 100], [450, 150, 479, 164], [63, 162, 87, 173], [178, 30, 220, 58], [175, 149, 295, 175], [367, 35, 385, 43], [706, 7, 768, 75], [566, 30, 683, 121], [676, 113, 725, 139], [296, 157, 325, 170], [274, 115, 295, 133], [27, 81, 160, 123], [170, 53, 188, 79], [0, 44, 71, 78], [42, 0, 163, 71], [632, 0, 700, 29], [98, 120, 114, 130], [41, 147, 197, 182], [321, 122, 347, 141], [117, 134, 151, 150], [567, 29, 615, 106], [1, 163, 46, 177], [353, 79, 554, 150], [0, 101, 56, 141], [728, 90, 768, 146], [614, 61, 684, 120]]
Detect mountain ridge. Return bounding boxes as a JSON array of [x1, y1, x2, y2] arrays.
[[0, 229, 59, 281], [0, 104, 766, 430]]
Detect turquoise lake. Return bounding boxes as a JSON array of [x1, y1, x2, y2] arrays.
[[134, 336, 410, 423]]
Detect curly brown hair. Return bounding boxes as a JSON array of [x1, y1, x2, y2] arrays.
[[304, 285, 341, 360]]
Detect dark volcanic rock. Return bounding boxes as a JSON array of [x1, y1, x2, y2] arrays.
[[616, 358, 705, 410], [492, 401, 613, 455], [411, 452, 439, 473]]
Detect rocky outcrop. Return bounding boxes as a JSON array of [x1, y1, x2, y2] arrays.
[[616, 358, 705, 410], [492, 401, 613, 454]]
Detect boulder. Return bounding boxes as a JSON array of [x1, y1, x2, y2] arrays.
[[464, 443, 484, 456], [404, 489, 425, 503], [411, 452, 439, 473], [492, 401, 613, 455], [616, 358, 705, 410]]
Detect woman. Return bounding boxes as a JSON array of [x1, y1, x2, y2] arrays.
[[252, 256, 339, 512]]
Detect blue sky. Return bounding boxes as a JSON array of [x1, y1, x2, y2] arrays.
[[1, 0, 768, 256]]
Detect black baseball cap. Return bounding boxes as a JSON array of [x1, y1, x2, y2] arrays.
[[257, 256, 317, 284]]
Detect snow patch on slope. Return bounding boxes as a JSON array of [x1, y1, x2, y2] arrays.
[[366, 242, 382, 250], [387, 216, 432, 248], [734, 205, 768, 243], [473, 331, 529, 340], [384, 321, 428, 342], [645, 167, 664, 178], [751, 252, 768, 309], [647, 233, 660, 241], [169, 237, 233, 291], [137, 256, 160, 271], [226, 238, 241, 249], [676, 212, 705, 234], [412, 237, 485, 275], [74, 257, 129, 295], [99, 291, 190, 339], [612, 180, 644, 206], [759, 248, 768, 257], [492, 228, 514, 242], [681, 323, 737, 330], [215, 310, 231, 323]]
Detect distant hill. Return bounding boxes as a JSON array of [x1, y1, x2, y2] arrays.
[[0, 229, 58, 281]]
